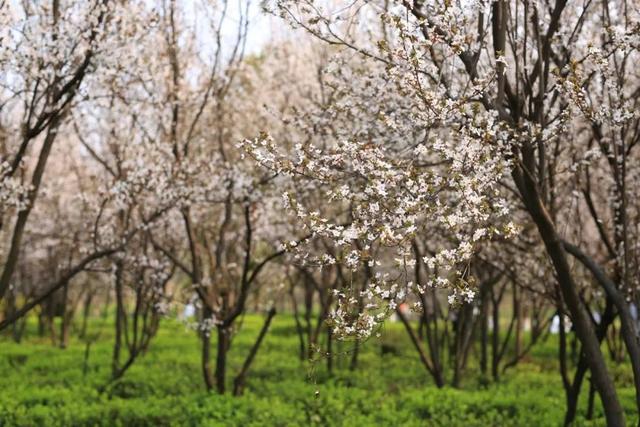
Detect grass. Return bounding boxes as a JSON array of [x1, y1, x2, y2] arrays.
[[0, 314, 637, 426]]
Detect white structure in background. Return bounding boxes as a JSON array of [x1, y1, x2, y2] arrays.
[[550, 315, 572, 334], [631, 303, 640, 337], [182, 303, 195, 320]]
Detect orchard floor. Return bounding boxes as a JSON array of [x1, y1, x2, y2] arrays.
[[0, 314, 637, 426]]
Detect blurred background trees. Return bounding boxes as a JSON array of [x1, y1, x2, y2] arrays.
[[1, 1, 639, 425]]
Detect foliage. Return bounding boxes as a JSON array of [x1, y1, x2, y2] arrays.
[[0, 315, 637, 427]]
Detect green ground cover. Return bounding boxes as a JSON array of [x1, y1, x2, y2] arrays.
[[0, 315, 636, 426]]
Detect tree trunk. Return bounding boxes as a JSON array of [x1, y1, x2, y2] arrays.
[[102, 288, 111, 320], [564, 300, 615, 426], [82, 340, 93, 377], [112, 262, 124, 379], [491, 291, 500, 382], [304, 281, 313, 359], [514, 285, 522, 358], [233, 308, 276, 396], [326, 326, 333, 375], [5, 289, 26, 343], [514, 167, 625, 426], [480, 291, 489, 376], [215, 325, 229, 394], [0, 119, 61, 302], [290, 285, 306, 361], [587, 378, 596, 420], [350, 339, 360, 371], [80, 291, 93, 339], [453, 303, 476, 387], [38, 311, 46, 337], [397, 307, 444, 388], [59, 281, 70, 349], [563, 240, 640, 417], [201, 307, 214, 392]]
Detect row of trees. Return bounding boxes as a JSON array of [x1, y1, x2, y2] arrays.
[[1, 0, 639, 425]]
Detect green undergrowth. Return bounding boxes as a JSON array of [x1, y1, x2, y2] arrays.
[[0, 315, 636, 426]]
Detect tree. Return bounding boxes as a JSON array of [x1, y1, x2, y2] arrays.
[[249, 1, 640, 423]]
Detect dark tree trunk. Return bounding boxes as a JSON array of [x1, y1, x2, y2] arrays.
[[38, 311, 46, 337], [59, 281, 70, 349], [563, 240, 640, 417], [201, 306, 215, 392], [513, 166, 624, 426], [513, 285, 522, 358], [586, 379, 596, 420], [102, 287, 111, 320], [304, 281, 313, 359], [453, 303, 476, 387], [215, 325, 229, 394], [82, 340, 93, 377], [5, 289, 26, 343], [397, 307, 444, 388], [350, 339, 360, 371], [326, 326, 333, 375], [290, 285, 306, 361], [563, 299, 615, 426], [80, 291, 93, 339], [480, 292, 489, 376], [112, 262, 124, 379], [233, 308, 276, 396], [491, 290, 500, 381]]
